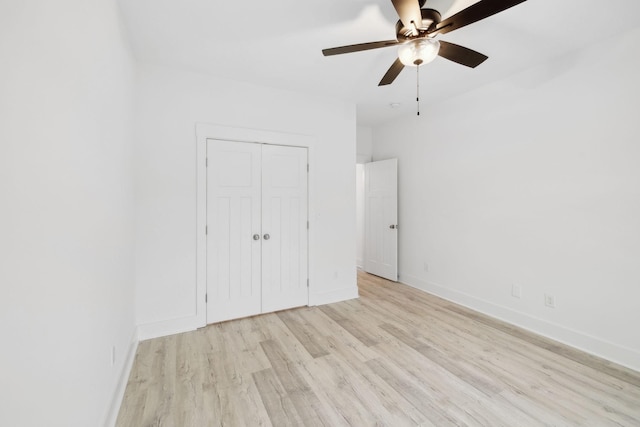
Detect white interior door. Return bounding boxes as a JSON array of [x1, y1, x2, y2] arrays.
[[261, 144, 308, 312], [364, 159, 398, 281], [207, 140, 262, 323], [206, 140, 308, 323]]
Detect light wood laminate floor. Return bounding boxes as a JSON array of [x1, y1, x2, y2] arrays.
[[117, 272, 640, 426]]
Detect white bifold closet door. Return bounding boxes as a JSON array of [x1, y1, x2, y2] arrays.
[[206, 140, 308, 324]]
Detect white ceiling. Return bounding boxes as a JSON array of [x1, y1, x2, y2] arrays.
[[119, 0, 640, 126]]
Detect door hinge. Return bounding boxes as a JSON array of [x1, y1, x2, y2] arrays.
[[205, 293, 208, 303], [205, 225, 208, 235], [206, 158, 208, 167], [307, 164, 309, 172], [307, 278, 309, 288], [307, 221, 309, 230]]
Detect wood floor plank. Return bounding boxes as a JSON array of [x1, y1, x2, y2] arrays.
[[496, 390, 574, 426], [294, 306, 380, 363], [318, 304, 379, 347], [365, 357, 461, 426], [259, 339, 336, 426], [276, 310, 330, 359], [117, 272, 640, 426], [297, 355, 398, 426], [371, 338, 492, 409], [252, 368, 304, 426], [253, 313, 316, 364], [142, 335, 177, 426], [220, 318, 271, 375], [378, 322, 505, 396], [306, 354, 435, 426]]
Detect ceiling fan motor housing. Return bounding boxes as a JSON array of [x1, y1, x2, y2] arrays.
[[396, 8, 442, 41]]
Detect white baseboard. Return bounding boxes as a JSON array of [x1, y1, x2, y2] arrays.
[[103, 329, 139, 427], [137, 315, 202, 341], [310, 286, 359, 306], [400, 273, 640, 373]]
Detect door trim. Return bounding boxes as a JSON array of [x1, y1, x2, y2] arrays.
[[196, 123, 314, 327]]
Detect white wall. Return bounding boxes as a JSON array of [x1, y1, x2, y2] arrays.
[[357, 125, 373, 164], [0, 1, 137, 426], [134, 64, 357, 338], [372, 28, 640, 371]]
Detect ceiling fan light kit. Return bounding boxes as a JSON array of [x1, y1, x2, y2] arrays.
[[398, 38, 440, 66], [322, 0, 528, 114]]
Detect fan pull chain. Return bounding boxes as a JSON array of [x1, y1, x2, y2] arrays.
[[416, 64, 420, 116]]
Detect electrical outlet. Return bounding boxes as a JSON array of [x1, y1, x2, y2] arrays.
[[111, 346, 116, 366], [511, 284, 522, 299], [544, 294, 556, 308], [423, 262, 429, 272]]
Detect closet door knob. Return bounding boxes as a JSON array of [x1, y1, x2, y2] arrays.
[[253, 234, 260, 241], [263, 234, 270, 240]]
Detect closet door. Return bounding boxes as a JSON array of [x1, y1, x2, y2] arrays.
[[207, 140, 262, 323], [261, 144, 308, 312], [206, 140, 308, 324]]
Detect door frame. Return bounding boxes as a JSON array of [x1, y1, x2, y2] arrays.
[[196, 123, 314, 328]]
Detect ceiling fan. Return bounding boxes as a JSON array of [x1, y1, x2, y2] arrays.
[[322, 0, 528, 86]]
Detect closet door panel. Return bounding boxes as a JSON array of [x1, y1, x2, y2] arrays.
[[207, 140, 262, 323], [261, 145, 308, 312]]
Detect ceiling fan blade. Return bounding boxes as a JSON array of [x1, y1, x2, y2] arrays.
[[322, 40, 399, 56], [430, 0, 527, 35], [391, 0, 423, 33], [379, 58, 405, 86], [438, 41, 488, 68]]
